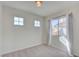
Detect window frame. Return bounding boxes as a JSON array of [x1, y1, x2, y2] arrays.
[[34, 20, 40, 27], [14, 16, 24, 26]]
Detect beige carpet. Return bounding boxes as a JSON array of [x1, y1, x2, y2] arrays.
[[2, 44, 70, 57]]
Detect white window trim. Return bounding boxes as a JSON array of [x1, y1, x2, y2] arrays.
[[34, 20, 40, 27], [14, 16, 24, 26]]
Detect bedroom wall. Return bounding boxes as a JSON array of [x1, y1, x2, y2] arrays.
[[71, 7, 79, 56], [2, 6, 44, 54], [0, 3, 2, 56]]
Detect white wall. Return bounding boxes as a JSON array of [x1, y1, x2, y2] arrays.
[[71, 7, 79, 56], [2, 6, 44, 54], [0, 3, 2, 56], [44, 6, 79, 56]]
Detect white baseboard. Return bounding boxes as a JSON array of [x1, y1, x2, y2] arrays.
[[1, 42, 42, 56]]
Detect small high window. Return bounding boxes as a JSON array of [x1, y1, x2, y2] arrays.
[[34, 20, 40, 27], [14, 16, 24, 26]]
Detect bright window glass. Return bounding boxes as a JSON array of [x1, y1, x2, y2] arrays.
[[34, 20, 40, 27], [51, 19, 59, 35], [14, 17, 24, 26]]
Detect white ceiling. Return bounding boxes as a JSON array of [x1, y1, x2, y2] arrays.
[[1, 1, 79, 16]]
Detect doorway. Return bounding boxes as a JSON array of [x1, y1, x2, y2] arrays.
[[48, 15, 72, 56]]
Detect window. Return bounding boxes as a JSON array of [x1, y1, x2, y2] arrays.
[[14, 16, 24, 26], [59, 17, 67, 37], [51, 17, 67, 36], [51, 19, 59, 35], [34, 20, 40, 27], [51, 16, 68, 47]]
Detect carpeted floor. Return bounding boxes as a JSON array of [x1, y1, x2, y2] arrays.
[[2, 44, 70, 57]]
